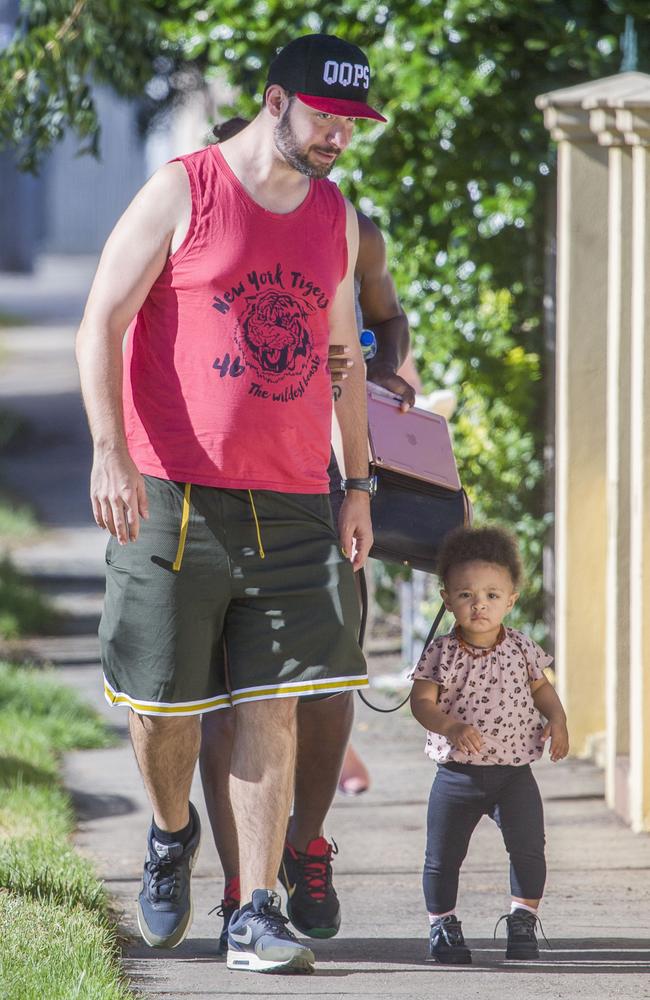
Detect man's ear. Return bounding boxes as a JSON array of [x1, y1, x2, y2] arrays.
[[265, 84, 286, 119]]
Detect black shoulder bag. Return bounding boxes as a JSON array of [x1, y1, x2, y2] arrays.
[[357, 388, 471, 710]]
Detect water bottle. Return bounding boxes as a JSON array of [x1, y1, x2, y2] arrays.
[[359, 328, 377, 361]]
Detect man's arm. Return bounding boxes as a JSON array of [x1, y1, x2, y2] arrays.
[[328, 211, 416, 408], [356, 211, 416, 411], [75, 162, 191, 545], [329, 200, 373, 570]]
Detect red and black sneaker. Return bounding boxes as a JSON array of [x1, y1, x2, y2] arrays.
[[211, 876, 240, 955], [279, 836, 341, 939]]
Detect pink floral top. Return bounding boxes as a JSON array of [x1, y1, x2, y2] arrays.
[[409, 627, 552, 766]]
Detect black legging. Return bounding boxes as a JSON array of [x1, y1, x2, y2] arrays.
[[423, 761, 546, 914]]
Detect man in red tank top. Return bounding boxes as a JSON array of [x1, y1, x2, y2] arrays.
[[77, 34, 385, 976], [198, 116, 418, 951]]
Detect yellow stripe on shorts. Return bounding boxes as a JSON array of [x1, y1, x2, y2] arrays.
[[103, 678, 230, 716]]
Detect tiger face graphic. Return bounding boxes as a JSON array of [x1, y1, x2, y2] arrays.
[[236, 291, 315, 383]]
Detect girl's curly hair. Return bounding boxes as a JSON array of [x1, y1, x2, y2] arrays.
[[436, 525, 523, 589]]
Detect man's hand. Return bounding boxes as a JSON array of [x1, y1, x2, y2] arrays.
[[91, 447, 149, 544], [366, 360, 416, 412], [542, 720, 570, 762], [446, 722, 483, 755], [328, 344, 352, 384], [329, 346, 417, 411], [338, 491, 373, 571]]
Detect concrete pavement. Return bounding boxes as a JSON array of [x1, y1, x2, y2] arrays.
[[0, 257, 649, 1000]]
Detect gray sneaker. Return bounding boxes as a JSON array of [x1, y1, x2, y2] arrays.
[[137, 802, 201, 948], [227, 889, 315, 974]]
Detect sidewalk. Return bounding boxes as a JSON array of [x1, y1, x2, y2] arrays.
[[0, 258, 649, 1000]]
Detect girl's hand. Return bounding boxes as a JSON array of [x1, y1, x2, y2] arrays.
[[542, 720, 569, 762], [447, 722, 483, 755]]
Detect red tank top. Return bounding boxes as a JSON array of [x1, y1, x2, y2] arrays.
[[122, 145, 347, 492]]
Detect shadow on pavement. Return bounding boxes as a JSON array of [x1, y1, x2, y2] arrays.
[[0, 390, 93, 530], [126, 940, 222, 961], [68, 787, 137, 822], [121, 935, 650, 975], [56, 615, 102, 637], [315, 936, 650, 974], [34, 574, 105, 592], [3, 634, 102, 668]]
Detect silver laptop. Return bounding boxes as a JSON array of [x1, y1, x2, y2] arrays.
[[367, 382, 461, 491]]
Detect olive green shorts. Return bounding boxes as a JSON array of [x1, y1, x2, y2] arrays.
[[100, 476, 367, 716]]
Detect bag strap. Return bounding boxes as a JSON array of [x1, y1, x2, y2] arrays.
[[356, 568, 446, 714]]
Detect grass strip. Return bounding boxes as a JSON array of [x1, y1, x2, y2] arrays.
[[0, 893, 133, 1000], [0, 662, 135, 999], [0, 498, 37, 538], [0, 405, 58, 638], [0, 556, 58, 639]]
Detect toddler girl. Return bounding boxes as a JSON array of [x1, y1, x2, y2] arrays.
[[409, 525, 569, 964]]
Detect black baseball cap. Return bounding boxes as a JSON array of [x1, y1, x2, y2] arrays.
[[266, 34, 387, 123]]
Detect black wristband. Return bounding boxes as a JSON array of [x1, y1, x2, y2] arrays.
[[342, 476, 376, 497]]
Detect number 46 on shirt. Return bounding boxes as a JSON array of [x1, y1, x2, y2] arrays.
[[213, 353, 246, 378]]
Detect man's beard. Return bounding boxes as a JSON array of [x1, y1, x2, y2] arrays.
[[274, 108, 338, 179]]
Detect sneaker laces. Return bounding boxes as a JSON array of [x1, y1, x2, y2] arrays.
[[209, 882, 240, 919], [145, 855, 182, 902], [209, 898, 239, 918], [493, 910, 552, 950], [255, 891, 298, 940], [291, 839, 338, 901], [433, 915, 465, 947]]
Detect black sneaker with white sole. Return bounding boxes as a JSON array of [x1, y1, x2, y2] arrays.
[[137, 802, 201, 949], [214, 896, 239, 955], [495, 907, 544, 959], [428, 914, 472, 964], [227, 889, 315, 974], [279, 836, 341, 938]]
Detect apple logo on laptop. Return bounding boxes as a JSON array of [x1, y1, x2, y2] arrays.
[[407, 432, 417, 446]]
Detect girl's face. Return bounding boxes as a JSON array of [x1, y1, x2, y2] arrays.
[[441, 560, 518, 647]]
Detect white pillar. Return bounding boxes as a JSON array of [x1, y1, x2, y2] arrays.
[[537, 95, 609, 754], [603, 142, 633, 817], [628, 139, 650, 832]]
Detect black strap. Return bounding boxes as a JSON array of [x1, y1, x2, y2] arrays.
[[356, 568, 446, 713]]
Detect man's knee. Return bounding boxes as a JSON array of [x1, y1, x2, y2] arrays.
[[129, 709, 200, 741]]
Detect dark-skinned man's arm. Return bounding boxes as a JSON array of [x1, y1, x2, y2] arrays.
[[328, 210, 416, 411]]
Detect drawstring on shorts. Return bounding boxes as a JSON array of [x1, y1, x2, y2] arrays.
[[247, 490, 266, 559], [172, 483, 192, 572], [172, 483, 266, 570]]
